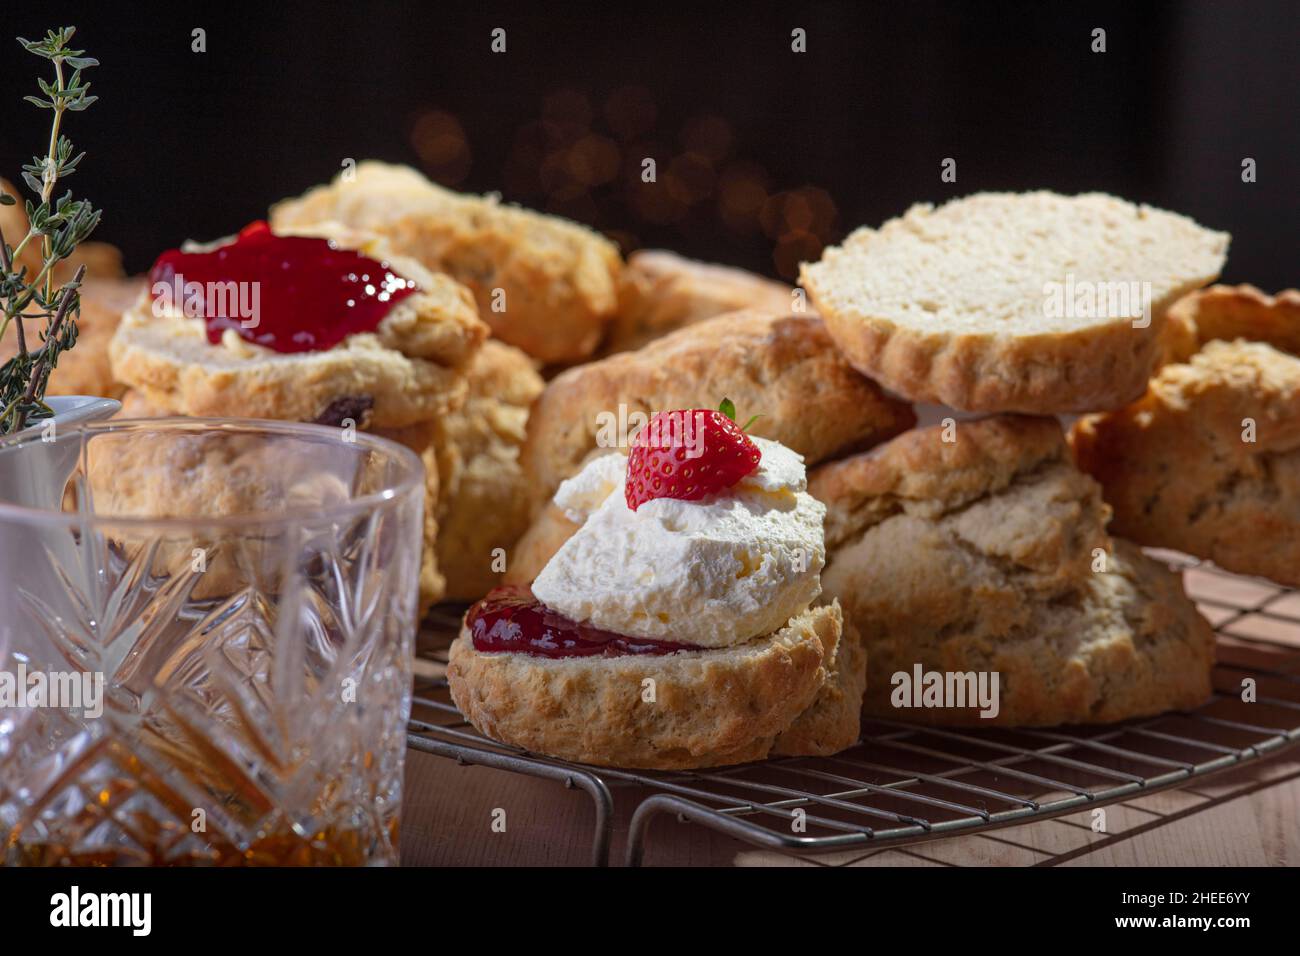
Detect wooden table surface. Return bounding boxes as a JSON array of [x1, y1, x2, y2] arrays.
[[400, 563, 1300, 867]]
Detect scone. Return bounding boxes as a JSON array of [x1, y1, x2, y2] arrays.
[[1073, 290, 1300, 586], [432, 340, 545, 601], [603, 249, 796, 354], [521, 310, 916, 516], [79, 421, 421, 623], [271, 162, 622, 364], [111, 388, 450, 613], [810, 415, 1215, 726], [111, 221, 487, 428], [801, 191, 1229, 413], [1156, 284, 1300, 365], [449, 411, 863, 768]]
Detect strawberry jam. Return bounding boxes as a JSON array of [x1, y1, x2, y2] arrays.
[[467, 586, 702, 658], [148, 221, 418, 353]]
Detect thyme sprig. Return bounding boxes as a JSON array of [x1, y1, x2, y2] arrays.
[[0, 26, 101, 434]]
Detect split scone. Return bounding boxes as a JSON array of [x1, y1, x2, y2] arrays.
[[603, 249, 797, 354], [271, 162, 622, 365], [809, 415, 1215, 726], [1073, 286, 1300, 587], [801, 191, 1229, 414], [110, 221, 487, 428], [449, 408, 864, 768], [520, 310, 916, 516], [432, 339, 546, 601], [108, 221, 491, 612]]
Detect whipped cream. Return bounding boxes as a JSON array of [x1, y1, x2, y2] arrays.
[[531, 437, 826, 648]]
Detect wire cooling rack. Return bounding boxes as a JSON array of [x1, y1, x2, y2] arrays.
[[407, 553, 1300, 866]]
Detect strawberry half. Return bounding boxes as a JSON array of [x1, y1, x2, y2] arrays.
[[625, 401, 762, 511]]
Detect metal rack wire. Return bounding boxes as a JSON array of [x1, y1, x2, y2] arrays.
[[407, 554, 1300, 866]]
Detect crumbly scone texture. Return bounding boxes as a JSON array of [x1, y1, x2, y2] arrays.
[[810, 415, 1215, 726], [0, 277, 142, 400], [801, 191, 1229, 413], [432, 340, 545, 601], [1072, 337, 1300, 587], [448, 603, 843, 769], [109, 225, 486, 428], [270, 161, 622, 365], [603, 249, 797, 355], [521, 309, 916, 514]]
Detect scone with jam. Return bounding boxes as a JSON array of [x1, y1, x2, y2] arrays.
[[110, 220, 487, 428], [448, 403, 863, 769]]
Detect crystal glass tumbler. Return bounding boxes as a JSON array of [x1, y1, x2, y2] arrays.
[[0, 419, 424, 865]]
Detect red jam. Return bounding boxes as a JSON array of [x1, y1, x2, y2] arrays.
[[148, 220, 418, 353], [467, 586, 703, 659]]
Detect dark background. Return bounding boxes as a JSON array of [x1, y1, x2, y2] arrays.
[[2, 1, 1296, 288]]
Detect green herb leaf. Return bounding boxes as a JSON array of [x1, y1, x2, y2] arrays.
[[1, 24, 100, 434]]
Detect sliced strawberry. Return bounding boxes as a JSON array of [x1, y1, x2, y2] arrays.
[[625, 402, 762, 511]]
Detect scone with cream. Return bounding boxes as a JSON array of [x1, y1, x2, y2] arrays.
[[521, 310, 916, 518], [448, 404, 862, 768]]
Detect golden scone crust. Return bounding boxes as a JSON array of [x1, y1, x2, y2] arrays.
[[521, 310, 916, 514], [1072, 337, 1300, 587], [771, 617, 865, 756], [1157, 284, 1300, 365], [109, 227, 486, 428], [802, 192, 1228, 413], [271, 162, 622, 364], [811, 415, 1215, 726], [448, 603, 842, 769], [0, 277, 142, 400], [432, 340, 545, 601], [603, 249, 796, 355]]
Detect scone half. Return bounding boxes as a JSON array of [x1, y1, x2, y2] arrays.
[[448, 603, 844, 769], [802, 191, 1229, 413], [110, 224, 488, 428]]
